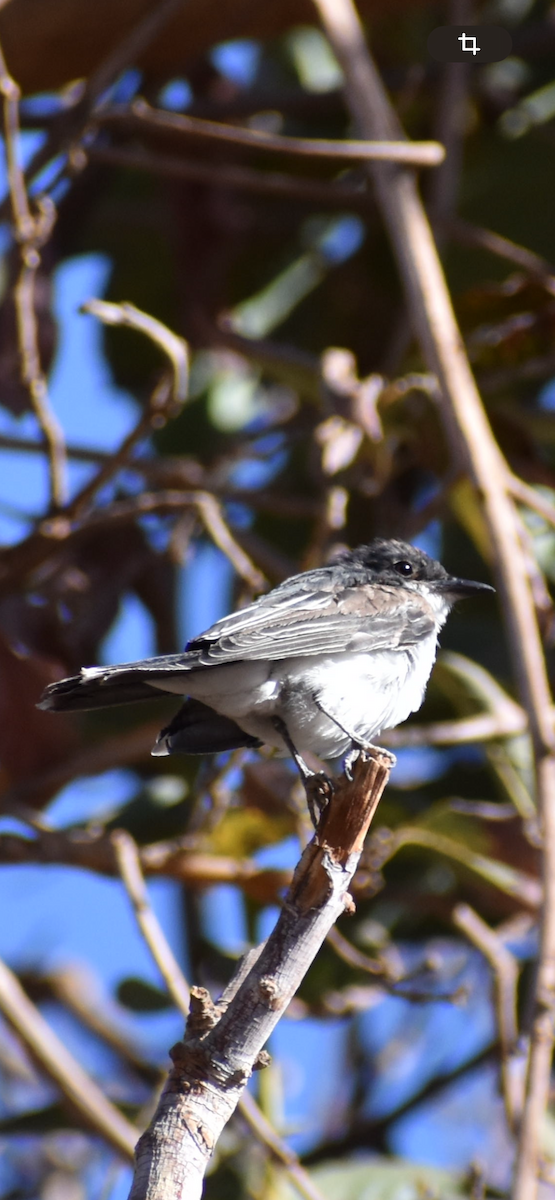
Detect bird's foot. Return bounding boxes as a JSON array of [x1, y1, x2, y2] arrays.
[[304, 770, 336, 829], [344, 742, 397, 781]]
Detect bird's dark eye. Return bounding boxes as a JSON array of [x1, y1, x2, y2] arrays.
[[394, 560, 413, 577]]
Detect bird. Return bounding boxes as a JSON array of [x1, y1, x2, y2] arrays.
[[39, 538, 493, 818]]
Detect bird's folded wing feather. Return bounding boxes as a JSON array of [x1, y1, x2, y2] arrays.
[[187, 584, 436, 663]]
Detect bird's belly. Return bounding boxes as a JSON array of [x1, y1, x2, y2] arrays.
[[176, 660, 280, 716], [156, 638, 438, 761], [272, 649, 427, 758]]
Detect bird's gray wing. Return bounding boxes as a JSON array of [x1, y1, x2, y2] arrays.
[[39, 580, 437, 712], [187, 583, 436, 663]]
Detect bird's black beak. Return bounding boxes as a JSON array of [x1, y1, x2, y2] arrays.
[[437, 576, 495, 598]]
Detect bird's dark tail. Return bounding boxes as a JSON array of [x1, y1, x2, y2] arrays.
[[153, 699, 261, 756], [37, 654, 198, 712]]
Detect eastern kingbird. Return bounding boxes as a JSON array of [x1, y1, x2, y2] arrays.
[[39, 539, 493, 806]]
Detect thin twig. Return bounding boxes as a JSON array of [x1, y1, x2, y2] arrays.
[[238, 1091, 327, 1200], [0, 489, 273, 600], [326, 926, 396, 978], [453, 903, 520, 1129], [112, 830, 191, 1014], [47, 964, 162, 1083], [448, 216, 555, 290], [0, 431, 320, 519], [509, 474, 555, 532], [69, 381, 173, 520], [0, 954, 138, 1158], [0, 40, 68, 508], [195, 491, 267, 592], [65, 299, 189, 518], [87, 144, 373, 209], [100, 99, 446, 166], [309, 6, 555, 1195], [81, 299, 189, 403], [385, 709, 528, 746], [0, 825, 292, 900], [0, 0, 189, 221], [368, 825, 542, 909], [479, 352, 555, 395], [0, 431, 106, 464]]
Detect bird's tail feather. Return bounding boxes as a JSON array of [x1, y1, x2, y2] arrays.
[[38, 654, 197, 712], [153, 699, 261, 756]]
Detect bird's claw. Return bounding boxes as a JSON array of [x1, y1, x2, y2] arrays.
[[344, 743, 397, 781], [304, 770, 335, 828]]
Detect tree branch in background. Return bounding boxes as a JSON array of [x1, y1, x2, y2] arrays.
[[87, 143, 376, 210], [310, 3, 555, 1194], [99, 99, 446, 167], [0, 40, 68, 508], [453, 903, 521, 1130], [67, 299, 189, 519], [194, 491, 267, 592], [0, 954, 138, 1159], [0, 0, 190, 223], [0, 300, 189, 593], [0, 825, 292, 900], [112, 830, 191, 1014]]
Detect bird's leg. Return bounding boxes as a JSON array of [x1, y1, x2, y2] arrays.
[[313, 696, 397, 781], [271, 716, 334, 827]]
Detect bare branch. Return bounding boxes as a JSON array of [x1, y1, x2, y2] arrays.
[[0, 954, 138, 1158], [195, 491, 267, 592], [87, 144, 374, 210], [509, 474, 555, 531], [112, 830, 191, 1014], [453, 903, 521, 1129], [81, 299, 189, 404], [0, 0, 190, 219], [100, 99, 446, 166], [47, 964, 162, 1083], [447, 216, 555, 289], [63, 299, 189, 519], [128, 751, 391, 1200], [112, 831, 327, 1200], [326, 925, 397, 979], [386, 710, 528, 747], [0, 40, 68, 508], [0, 825, 291, 901], [238, 1091, 327, 1200]]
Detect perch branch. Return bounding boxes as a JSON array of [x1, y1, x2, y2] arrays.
[[112, 831, 327, 1200], [128, 751, 391, 1200]]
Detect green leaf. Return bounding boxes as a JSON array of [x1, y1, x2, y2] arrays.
[[116, 977, 173, 1012], [281, 1157, 467, 1200]]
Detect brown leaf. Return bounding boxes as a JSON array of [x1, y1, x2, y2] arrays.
[[0, 633, 79, 803]]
